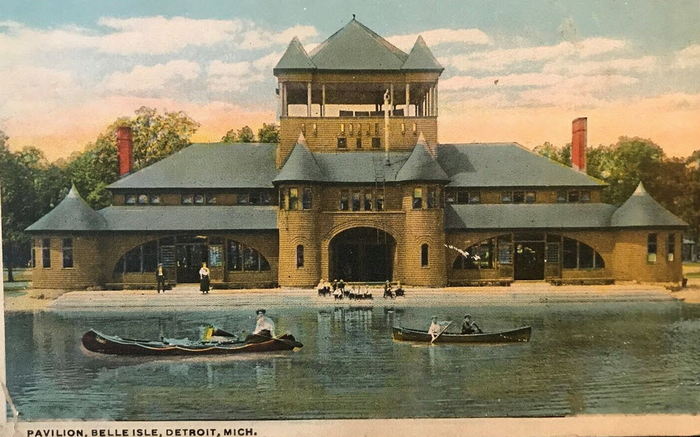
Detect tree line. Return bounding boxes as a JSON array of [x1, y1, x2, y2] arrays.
[[1, 106, 279, 280]]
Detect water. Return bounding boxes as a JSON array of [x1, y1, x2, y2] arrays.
[[5, 300, 700, 420]]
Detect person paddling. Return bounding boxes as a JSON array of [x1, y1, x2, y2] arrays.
[[461, 314, 483, 334]]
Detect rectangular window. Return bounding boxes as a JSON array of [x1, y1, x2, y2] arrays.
[[469, 191, 481, 204], [261, 192, 272, 205], [356, 138, 362, 149], [302, 187, 312, 210], [149, 194, 161, 204], [206, 194, 218, 205], [580, 191, 591, 202], [250, 192, 261, 205], [227, 241, 242, 271], [339, 190, 349, 211], [42, 238, 51, 268], [296, 245, 304, 268], [208, 245, 223, 268], [181, 194, 194, 205], [546, 243, 560, 263], [427, 188, 437, 209], [647, 233, 657, 263], [667, 233, 675, 262], [446, 191, 456, 204], [363, 192, 372, 211], [421, 244, 429, 267], [125, 194, 137, 205], [563, 237, 578, 268], [137, 194, 148, 204], [557, 191, 567, 203], [412, 188, 423, 209], [497, 241, 513, 265], [337, 137, 347, 149], [142, 241, 158, 272], [351, 191, 361, 211], [376, 192, 384, 211], [525, 191, 536, 203], [62, 238, 73, 268], [568, 191, 580, 203], [455, 190, 467, 204], [288, 188, 299, 210], [237, 193, 250, 205], [194, 194, 205, 205], [30, 239, 36, 268], [513, 191, 525, 203], [501, 191, 512, 203], [371, 137, 381, 149]]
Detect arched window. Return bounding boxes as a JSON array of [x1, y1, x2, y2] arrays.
[[227, 240, 270, 272], [114, 240, 159, 274], [296, 245, 304, 268], [562, 237, 604, 269], [421, 244, 429, 267]]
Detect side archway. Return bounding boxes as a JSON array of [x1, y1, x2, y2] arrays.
[[328, 227, 396, 282]]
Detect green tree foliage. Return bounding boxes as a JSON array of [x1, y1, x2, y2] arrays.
[[221, 129, 237, 143], [66, 106, 200, 209], [258, 123, 280, 143], [236, 126, 255, 143], [1, 133, 69, 280]]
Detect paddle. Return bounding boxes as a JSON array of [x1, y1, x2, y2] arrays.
[[431, 321, 453, 344]]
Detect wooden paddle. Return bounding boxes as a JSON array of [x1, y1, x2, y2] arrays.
[[431, 321, 453, 344]]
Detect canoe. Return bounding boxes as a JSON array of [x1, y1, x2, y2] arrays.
[[392, 326, 531, 344], [81, 329, 303, 356]]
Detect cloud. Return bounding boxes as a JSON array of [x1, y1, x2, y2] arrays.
[[517, 74, 639, 108], [673, 44, 700, 69], [0, 66, 81, 117], [443, 38, 627, 72], [386, 28, 491, 50], [441, 73, 564, 91], [207, 60, 266, 93], [542, 56, 657, 75], [0, 17, 319, 57], [101, 60, 202, 94]]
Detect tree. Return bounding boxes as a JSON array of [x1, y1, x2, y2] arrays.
[[1, 133, 68, 281], [258, 123, 280, 143], [66, 106, 200, 209], [236, 126, 255, 143], [221, 129, 237, 143], [601, 137, 665, 205]]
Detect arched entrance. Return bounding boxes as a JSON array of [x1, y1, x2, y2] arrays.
[[329, 227, 396, 282]]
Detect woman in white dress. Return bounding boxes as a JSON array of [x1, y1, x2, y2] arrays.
[[199, 262, 210, 294]]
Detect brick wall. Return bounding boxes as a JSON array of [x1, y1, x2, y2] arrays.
[[31, 235, 104, 289]]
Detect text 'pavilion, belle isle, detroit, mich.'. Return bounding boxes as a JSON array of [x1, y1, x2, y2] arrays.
[[27, 18, 687, 290]]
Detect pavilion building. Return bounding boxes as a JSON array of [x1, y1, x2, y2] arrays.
[[27, 18, 686, 289]]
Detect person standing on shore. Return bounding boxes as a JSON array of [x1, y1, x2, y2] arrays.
[[199, 262, 210, 294], [156, 263, 166, 293]]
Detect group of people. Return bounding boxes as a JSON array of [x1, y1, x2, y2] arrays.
[[153, 261, 211, 294], [317, 279, 405, 300], [428, 314, 483, 342], [383, 281, 404, 299]]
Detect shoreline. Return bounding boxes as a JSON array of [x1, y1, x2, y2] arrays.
[[4, 279, 700, 312]]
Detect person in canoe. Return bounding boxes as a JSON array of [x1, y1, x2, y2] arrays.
[[253, 309, 276, 337], [199, 262, 210, 294], [461, 314, 483, 334]]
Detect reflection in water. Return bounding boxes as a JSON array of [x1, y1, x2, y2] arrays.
[[5, 301, 700, 420]]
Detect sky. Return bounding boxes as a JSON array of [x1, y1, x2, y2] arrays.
[[1, 0, 699, 161]]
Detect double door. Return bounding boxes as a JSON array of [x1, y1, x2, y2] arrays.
[[175, 243, 208, 283]]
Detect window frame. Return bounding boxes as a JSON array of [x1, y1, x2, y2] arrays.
[[667, 233, 675, 262], [296, 245, 304, 268], [420, 243, 429, 267], [288, 187, 299, 210], [647, 233, 658, 263], [412, 187, 423, 209], [41, 238, 51, 268], [302, 187, 313, 210], [61, 238, 74, 269]]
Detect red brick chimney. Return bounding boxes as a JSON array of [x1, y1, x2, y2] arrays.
[[571, 117, 587, 173], [116, 126, 133, 177]]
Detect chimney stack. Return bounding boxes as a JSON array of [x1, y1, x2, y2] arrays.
[[571, 117, 587, 173], [116, 126, 133, 177]]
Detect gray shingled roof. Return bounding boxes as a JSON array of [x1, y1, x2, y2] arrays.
[[610, 182, 687, 228], [395, 138, 449, 182], [436, 143, 604, 187], [274, 140, 327, 183], [313, 151, 410, 183], [445, 203, 618, 230], [274, 37, 315, 72], [308, 18, 408, 70], [108, 143, 278, 190], [26, 185, 107, 232], [402, 36, 444, 71], [97, 206, 277, 231]]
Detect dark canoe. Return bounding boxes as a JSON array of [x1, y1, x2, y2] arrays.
[[81, 329, 303, 356], [392, 326, 531, 344]]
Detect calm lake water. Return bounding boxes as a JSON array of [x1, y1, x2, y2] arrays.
[[5, 300, 700, 420]]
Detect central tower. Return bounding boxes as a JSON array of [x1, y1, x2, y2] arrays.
[[274, 17, 444, 167]]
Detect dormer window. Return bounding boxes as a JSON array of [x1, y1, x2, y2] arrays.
[[125, 194, 137, 205]]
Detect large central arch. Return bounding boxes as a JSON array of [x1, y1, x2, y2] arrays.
[[329, 227, 396, 282]]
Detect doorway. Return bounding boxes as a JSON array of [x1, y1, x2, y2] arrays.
[[175, 242, 208, 283], [514, 241, 545, 280], [329, 227, 395, 282]]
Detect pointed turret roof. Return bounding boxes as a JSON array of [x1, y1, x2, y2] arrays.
[[611, 182, 687, 228], [26, 184, 107, 232], [274, 37, 316, 72], [308, 18, 408, 70], [395, 133, 449, 182], [402, 36, 443, 71], [273, 134, 327, 183]]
